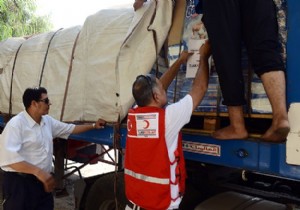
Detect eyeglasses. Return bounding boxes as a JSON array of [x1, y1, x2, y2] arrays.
[[137, 74, 154, 86], [38, 98, 50, 104], [136, 74, 155, 98]]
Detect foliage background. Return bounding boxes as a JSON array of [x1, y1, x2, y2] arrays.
[[0, 0, 52, 41]]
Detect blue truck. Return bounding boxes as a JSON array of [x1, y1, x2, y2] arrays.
[[1, 0, 300, 209]]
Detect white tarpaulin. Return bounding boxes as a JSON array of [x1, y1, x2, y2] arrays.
[[0, 37, 26, 113], [0, 0, 173, 123], [117, 0, 173, 121], [40, 26, 82, 120]]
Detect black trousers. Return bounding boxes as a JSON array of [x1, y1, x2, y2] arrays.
[[202, 0, 284, 106], [2, 172, 54, 210]]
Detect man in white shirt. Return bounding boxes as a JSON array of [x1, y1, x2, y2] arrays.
[[0, 87, 105, 210]]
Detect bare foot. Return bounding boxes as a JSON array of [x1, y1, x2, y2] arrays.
[[212, 125, 248, 140], [261, 120, 290, 143]]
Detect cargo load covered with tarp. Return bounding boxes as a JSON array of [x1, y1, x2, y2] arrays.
[[0, 0, 173, 123], [0, 37, 26, 114]]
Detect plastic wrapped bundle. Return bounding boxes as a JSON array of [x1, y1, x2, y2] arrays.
[[251, 75, 272, 114], [274, 0, 287, 65]]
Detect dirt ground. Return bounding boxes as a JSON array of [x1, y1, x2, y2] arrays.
[[53, 160, 114, 210], [54, 177, 76, 210]]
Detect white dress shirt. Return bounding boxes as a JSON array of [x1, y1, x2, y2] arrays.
[[0, 111, 75, 172], [165, 94, 193, 209]]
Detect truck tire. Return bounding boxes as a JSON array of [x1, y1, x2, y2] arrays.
[[84, 171, 128, 210], [194, 191, 287, 210], [179, 182, 206, 210], [98, 200, 116, 210]]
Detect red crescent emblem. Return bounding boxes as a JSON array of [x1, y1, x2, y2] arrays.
[[128, 119, 132, 131], [143, 120, 150, 129]]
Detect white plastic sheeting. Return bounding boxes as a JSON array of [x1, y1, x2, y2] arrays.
[[0, 0, 173, 122], [117, 0, 173, 121], [0, 37, 26, 114], [41, 26, 82, 120]]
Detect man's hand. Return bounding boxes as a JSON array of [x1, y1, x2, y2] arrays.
[[35, 169, 56, 193], [199, 40, 211, 60], [94, 118, 106, 129], [133, 0, 145, 11]]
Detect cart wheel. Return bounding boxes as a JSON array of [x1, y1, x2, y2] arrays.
[[84, 171, 127, 210]]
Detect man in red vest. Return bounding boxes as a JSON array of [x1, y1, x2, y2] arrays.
[[124, 41, 211, 210]]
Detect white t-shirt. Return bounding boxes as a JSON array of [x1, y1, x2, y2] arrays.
[[165, 94, 193, 209], [0, 111, 75, 172]]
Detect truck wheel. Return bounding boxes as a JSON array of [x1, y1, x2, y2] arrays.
[[194, 191, 286, 210], [84, 171, 128, 210], [99, 200, 115, 210]]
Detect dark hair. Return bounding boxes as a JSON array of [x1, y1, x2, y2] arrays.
[[23, 87, 47, 109], [132, 74, 157, 107]]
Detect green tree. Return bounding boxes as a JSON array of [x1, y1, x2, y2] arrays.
[[0, 0, 53, 41]]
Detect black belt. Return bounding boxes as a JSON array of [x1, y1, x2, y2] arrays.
[[5, 171, 39, 182], [127, 201, 179, 210]]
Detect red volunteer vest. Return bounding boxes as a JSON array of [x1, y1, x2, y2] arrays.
[[125, 106, 186, 210]]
